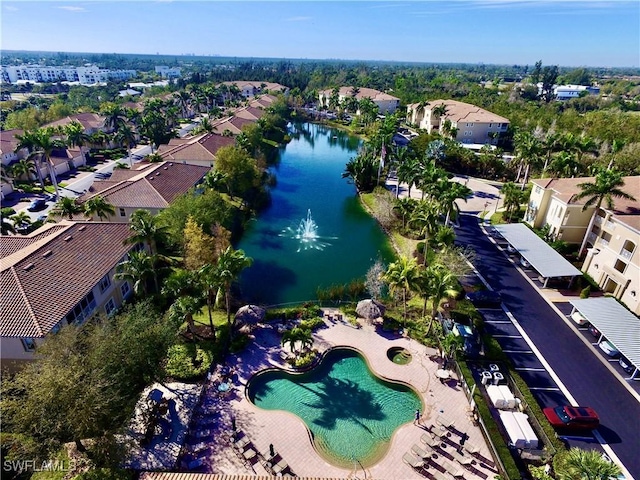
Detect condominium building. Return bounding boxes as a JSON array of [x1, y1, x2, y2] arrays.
[[1, 64, 136, 85], [406, 99, 509, 145], [318, 87, 401, 115]]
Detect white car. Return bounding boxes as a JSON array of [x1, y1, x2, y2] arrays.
[[598, 340, 620, 358], [570, 311, 589, 326]]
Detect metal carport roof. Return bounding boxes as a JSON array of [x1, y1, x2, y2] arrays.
[[569, 297, 640, 379], [493, 223, 582, 278]]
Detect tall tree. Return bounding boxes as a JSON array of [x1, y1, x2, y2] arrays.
[[183, 216, 218, 270], [501, 182, 525, 222], [409, 200, 440, 265], [575, 170, 635, 256], [555, 448, 621, 480], [125, 209, 168, 255], [423, 264, 459, 335], [51, 196, 83, 220], [114, 250, 157, 295], [382, 255, 420, 324], [83, 195, 115, 221], [212, 246, 253, 338], [64, 121, 90, 167], [114, 123, 137, 167]]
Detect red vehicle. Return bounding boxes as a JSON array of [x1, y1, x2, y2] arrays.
[[543, 406, 599, 430]]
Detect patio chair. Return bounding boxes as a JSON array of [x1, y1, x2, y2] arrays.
[[402, 452, 424, 470], [431, 470, 452, 480], [234, 435, 250, 450], [242, 448, 258, 462], [411, 444, 432, 460], [421, 432, 439, 448]]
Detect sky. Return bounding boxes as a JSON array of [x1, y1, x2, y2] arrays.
[[1, 1, 639, 68]]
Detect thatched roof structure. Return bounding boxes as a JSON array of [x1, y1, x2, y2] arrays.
[[234, 305, 266, 325], [356, 299, 386, 320]]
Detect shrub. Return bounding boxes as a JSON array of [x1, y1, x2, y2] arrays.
[[299, 316, 325, 331], [580, 285, 591, 299], [165, 343, 213, 381], [291, 350, 318, 369]]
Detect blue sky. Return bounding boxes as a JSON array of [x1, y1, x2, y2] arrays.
[[2, 1, 638, 68]]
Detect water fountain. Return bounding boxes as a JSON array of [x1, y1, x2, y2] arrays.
[[280, 209, 336, 252]]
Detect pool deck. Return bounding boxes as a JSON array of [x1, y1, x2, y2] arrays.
[[180, 314, 500, 479]]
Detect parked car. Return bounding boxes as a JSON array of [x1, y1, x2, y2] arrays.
[[570, 311, 589, 326], [543, 405, 599, 430], [520, 257, 531, 268], [466, 290, 502, 308], [598, 340, 620, 358], [27, 198, 47, 212], [588, 325, 601, 338], [618, 356, 635, 374]]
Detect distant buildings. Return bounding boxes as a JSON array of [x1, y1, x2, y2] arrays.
[[318, 87, 401, 115], [1, 64, 137, 85], [220, 81, 289, 98], [536, 84, 600, 101], [406, 99, 510, 145], [155, 66, 181, 79]]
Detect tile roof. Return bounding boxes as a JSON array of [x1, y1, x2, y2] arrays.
[[0, 129, 25, 156], [248, 94, 277, 108], [320, 86, 400, 102], [0, 221, 133, 338], [44, 113, 105, 131], [0, 224, 68, 258], [212, 116, 254, 136], [157, 133, 235, 163], [232, 106, 265, 121], [220, 81, 289, 93], [421, 99, 509, 124], [83, 161, 210, 209], [532, 176, 640, 231]]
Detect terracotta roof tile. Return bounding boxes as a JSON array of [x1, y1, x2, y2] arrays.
[[1, 222, 133, 338], [0, 129, 25, 156]]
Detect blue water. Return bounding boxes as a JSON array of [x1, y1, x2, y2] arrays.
[[247, 348, 422, 467], [237, 122, 394, 305]]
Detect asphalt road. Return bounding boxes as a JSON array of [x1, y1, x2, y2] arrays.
[[455, 214, 640, 479]]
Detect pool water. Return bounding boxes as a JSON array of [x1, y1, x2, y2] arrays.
[[247, 348, 422, 468]]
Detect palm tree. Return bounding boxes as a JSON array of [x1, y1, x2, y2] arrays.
[[393, 197, 417, 230], [10, 211, 32, 231], [342, 149, 378, 193], [409, 200, 440, 265], [168, 295, 203, 335], [550, 151, 581, 178], [423, 264, 459, 335], [174, 90, 192, 119], [213, 246, 253, 338], [431, 103, 448, 121], [8, 159, 36, 182], [83, 195, 115, 221], [29, 128, 67, 199], [281, 327, 313, 357], [555, 448, 621, 480], [382, 255, 420, 324], [64, 121, 90, 167], [438, 181, 472, 226], [1, 213, 15, 235], [125, 209, 168, 255], [51, 197, 83, 220], [501, 182, 525, 222], [197, 263, 220, 339], [114, 250, 156, 296], [100, 103, 126, 133], [575, 170, 635, 256], [513, 130, 542, 187], [114, 124, 137, 167], [14, 130, 47, 190], [396, 156, 421, 199]]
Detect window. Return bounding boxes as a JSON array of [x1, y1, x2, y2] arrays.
[[121, 281, 131, 298], [105, 298, 116, 316], [50, 322, 61, 334], [98, 274, 111, 293], [119, 208, 126, 217], [614, 259, 627, 273], [22, 337, 36, 352], [65, 291, 97, 325]]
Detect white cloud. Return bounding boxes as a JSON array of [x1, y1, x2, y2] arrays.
[[5, 5, 18, 11], [57, 6, 86, 12]]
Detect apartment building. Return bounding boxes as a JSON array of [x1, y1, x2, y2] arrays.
[[0, 221, 139, 371], [155, 66, 182, 78], [526, 176, 640, 314], [1, 64, 136, 85], [318, 87, 401, 115], [406, 99, 509, 145]]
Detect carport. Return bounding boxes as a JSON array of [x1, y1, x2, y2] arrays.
[[492, 224, 582, 288], [569, 297, 640, 379]]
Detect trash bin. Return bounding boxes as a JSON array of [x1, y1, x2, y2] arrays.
[[489, 363, 500, 372], [481, 371, 493, 385], [493, 372, 504, 385]]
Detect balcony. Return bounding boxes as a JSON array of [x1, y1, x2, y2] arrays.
[[587, 232, 597, 244], [594, 216, 604, 225], [620, 249, 633, 260], [599, 238, 609, 247], [605, 220, 615, 230]]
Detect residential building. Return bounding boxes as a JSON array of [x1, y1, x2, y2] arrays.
[[1, 129, 27, 167], [535, 84, 600, 101], [525, 176, 640, 314], [318, 87, 401, 115], [81, 161, 210, 221], [220, 81, 289, 98], [0, 221, 139, 371], [1, 64, 136, 85], [155, 66, 182, 79], [157, 133, 235, 167], [406, 100, 509, 145]]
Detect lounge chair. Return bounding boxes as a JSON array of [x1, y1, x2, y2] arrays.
[[194, 429, 210, 438], [234, 436, 250, 449], [421, 432, 439, 447], [431, 470, 451, 480], [441, 460, 464, 477], [402, 452, 424, 470], [272, 459, 288, 474], [242, 448, 257, 461], [452, 449, 473, 465], [464, 442, 480, 455], [436, 415, 455, 428], [411, 444, 432, 459], [187, 458, 206, 470]]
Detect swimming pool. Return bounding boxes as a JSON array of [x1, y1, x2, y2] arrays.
[[246, 347, 422, 468]]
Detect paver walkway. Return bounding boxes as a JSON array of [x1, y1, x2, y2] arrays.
[[182, 316, 500, 479]]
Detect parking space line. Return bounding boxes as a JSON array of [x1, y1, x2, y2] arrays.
[[501, 350, 533, 354], [492, 334, 523, 339], [527, 387, 561, 391], [514, 367, 547, 372]]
